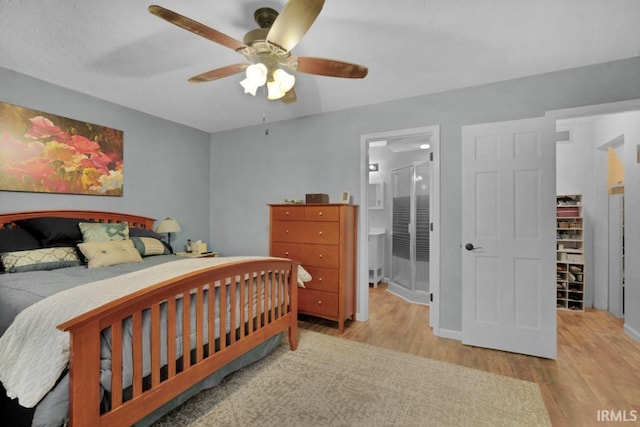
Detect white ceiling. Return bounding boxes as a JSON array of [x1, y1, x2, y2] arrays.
[[1, 0, 640, 133]]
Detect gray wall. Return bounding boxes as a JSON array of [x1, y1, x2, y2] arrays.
[[210, 56, 640, 335], [3, 56, 640, 340], [0, 67, 211, 252]]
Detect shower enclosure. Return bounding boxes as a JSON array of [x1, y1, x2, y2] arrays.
[[389, 161, 430, 304]]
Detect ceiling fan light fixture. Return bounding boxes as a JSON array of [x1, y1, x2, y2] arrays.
[[273, 68, 295, 93], [240, 63, 268, 96], [267, 79, 286, 100], [266, 68, 295, 100], [150, 2, 368, 105], [239, 78, 259, 96]]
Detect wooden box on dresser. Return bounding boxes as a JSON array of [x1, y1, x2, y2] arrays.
[[269, 203, 358, 333]]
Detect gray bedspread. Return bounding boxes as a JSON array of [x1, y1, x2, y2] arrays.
[[0, 255, 177, 337]]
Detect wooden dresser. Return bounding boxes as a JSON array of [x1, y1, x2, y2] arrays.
[[269, 203, 358, 333]]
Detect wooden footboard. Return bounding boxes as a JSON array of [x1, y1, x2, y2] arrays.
[[57, 258, 298, 427]]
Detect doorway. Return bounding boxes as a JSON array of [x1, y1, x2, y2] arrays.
[[459, 100, 640, 359], [359, 125, 440, 332], [556, 113, 637, 317]]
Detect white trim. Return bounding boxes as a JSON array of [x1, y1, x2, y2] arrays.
[[437, 328, 462, 341], [624, 324, 640, 344], [546, 99, 640, 121], [358, 137, 370, 321]]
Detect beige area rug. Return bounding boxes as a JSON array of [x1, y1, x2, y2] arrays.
[[154, 329, 551, 427]]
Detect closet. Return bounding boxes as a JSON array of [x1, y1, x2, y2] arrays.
[[556, 194, 584, 310]]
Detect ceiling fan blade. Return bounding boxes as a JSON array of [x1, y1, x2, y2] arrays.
[[188, 63, 249, 83], [281, 88, 297, 104], [266, 0, 325, 52], [149, 5, 255, 55], [289, 56, 368, 78]]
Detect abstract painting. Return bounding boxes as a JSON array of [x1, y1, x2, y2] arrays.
[[0, 102, 123, 196]]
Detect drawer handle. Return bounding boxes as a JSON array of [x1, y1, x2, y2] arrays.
[[318, 211, 323, 216], [285, 211, 290, 215], [285, 251, 289, 256], [318, 231, 323, 236], [318, 254, 323, 259], [318, 277, 323, 282], [317, 300, 323, 305], [285, 229, 289, 234]]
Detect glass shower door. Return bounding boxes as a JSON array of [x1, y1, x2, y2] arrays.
[[391, 166, 413, 291], [391, 161, 430, 299], [414, 162, 430, 295]]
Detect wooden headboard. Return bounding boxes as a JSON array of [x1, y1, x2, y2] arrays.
[[0, 210, 156, 229]]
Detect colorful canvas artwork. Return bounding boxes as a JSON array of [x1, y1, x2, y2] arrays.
[[0, 102, 123, 196]]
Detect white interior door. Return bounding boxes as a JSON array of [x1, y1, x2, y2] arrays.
[[461, 117, 557, 359]]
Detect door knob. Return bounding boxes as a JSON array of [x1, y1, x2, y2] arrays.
[[465, 243, 483, 251]]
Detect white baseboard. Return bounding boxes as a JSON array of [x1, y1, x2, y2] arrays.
[[436, 328, 462, 341], [624, 323, 640, 344]]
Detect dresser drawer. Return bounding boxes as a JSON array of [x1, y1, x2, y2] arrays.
[[305, 206, 340, 221], [270, 242, 339, 268], [298, 288, 339, 319], [271, 206, 305, 221], [271, 220, 340, 244], [301, 266, 339, 292]]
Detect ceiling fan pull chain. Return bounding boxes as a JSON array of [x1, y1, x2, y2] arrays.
[[263, 86, 269, 135]]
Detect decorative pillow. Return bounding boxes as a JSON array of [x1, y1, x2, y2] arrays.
[[78, 239, 142, 268], [128, 227, 166, 241], [1, 247, 82, 273], [298, 266, 312, 288], [15, 217, 90, 247], [0, 228, 41, 253], [79, 222, 129, 243], [130, 237, 171, 257]]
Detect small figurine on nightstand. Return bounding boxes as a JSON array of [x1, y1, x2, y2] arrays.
[[186, 239, 192, 253]]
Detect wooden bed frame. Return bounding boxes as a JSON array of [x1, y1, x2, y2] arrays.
[[0, 210, 298, 427]]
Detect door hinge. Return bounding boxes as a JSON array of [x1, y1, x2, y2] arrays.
[[430, 152, 433, 161], [430, 222, 434, 232], [430, 293, 433, 302]]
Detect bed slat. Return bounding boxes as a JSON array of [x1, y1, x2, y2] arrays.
[[111, 321, 123, 408], [132, 311, 143, 398], [182, 293, 191, 370], [207, 284, 215, 358], [167, 298, 177, 379], [150, 304, 161, 388]]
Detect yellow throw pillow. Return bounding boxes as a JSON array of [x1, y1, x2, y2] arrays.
[[78, 239, 142, 268]]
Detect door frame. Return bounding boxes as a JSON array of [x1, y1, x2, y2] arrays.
[[359, 125, 440, 333]]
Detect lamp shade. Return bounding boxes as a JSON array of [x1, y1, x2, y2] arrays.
[[267, 80, 285, 100], [240, 63, 268, 96], [267, 68, 295, 100], [155, 217, 181, 234], [274, 68, 295, 92]]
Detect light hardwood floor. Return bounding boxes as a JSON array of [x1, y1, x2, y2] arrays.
[[298, 284, 640, 427]]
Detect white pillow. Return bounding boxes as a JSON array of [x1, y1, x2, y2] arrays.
[[298, 265, 312, 288], [78, 239, 142, 268]]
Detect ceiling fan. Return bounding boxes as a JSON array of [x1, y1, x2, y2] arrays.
[[149, 0, 368, 104]]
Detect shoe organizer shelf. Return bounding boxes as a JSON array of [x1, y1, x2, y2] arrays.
[[556, 194, 584, 311]]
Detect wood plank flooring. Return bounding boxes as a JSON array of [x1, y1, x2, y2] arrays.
[[298, 284, 640, 427]]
